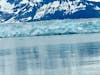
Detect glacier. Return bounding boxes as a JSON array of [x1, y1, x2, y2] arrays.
[[0, 18, 100, 38], [0, 0, 100, 23], [0, 0, 100, 38]]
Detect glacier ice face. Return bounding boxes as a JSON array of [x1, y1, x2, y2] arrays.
[[0, 0, 100, 38], [0, 19, 100, 38], [0, 0, 100, 23]]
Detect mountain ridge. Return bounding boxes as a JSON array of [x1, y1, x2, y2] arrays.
[[0, 0, 100, 23]]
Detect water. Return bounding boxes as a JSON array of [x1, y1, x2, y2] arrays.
[[0, 33, 100, 75]]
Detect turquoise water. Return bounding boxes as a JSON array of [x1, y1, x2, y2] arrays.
[[0, 18, 100, 38]]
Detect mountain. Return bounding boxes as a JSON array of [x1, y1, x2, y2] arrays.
[[0, 0, 100, 23]]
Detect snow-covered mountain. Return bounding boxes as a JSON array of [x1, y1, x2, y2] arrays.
[[0, 0, 100, 23]]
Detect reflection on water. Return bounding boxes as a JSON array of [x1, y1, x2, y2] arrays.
[[0, 35, 100, 75]]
